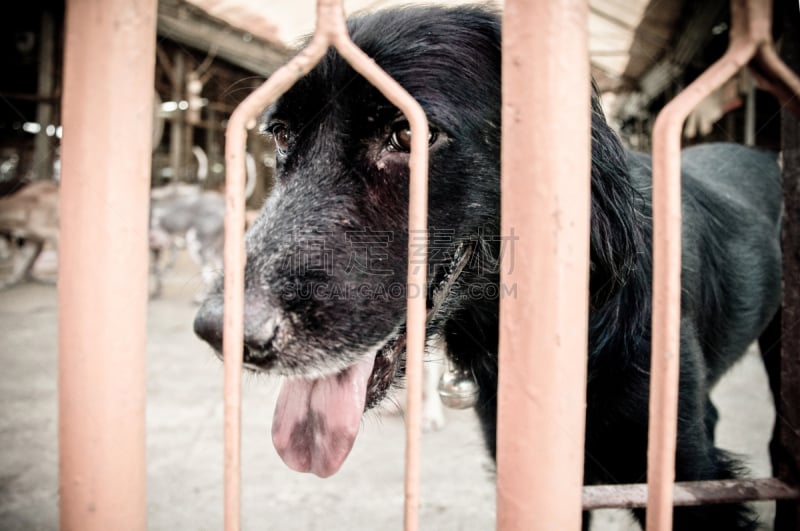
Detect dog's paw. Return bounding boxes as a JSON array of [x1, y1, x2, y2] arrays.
[[422, 403, 446, 432]]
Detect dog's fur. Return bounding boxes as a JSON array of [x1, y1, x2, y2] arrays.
[[194, 6, 782, 529], [0, 180, 60, 289]]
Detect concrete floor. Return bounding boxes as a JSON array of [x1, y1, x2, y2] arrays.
[[0, 250, 777, 530]]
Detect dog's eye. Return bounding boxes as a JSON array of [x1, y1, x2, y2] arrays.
[[267, 123, 290, 155], [388, 121, 438, 152]]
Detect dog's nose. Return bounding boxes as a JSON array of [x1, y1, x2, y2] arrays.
[[193, 297, 224, 351], [194, 295, 280, 367]]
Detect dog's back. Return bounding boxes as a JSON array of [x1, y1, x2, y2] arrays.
[[627, 143, 782, 383], [682, 143, 782, 225], [684, 144, 781, 383]]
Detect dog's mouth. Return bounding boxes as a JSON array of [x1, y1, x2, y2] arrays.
[[270, 243, 473, 478]]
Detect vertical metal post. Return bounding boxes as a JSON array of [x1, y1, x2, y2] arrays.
[[647, 44, 754, 531], [646, 0, 800, 526], [58, 1, 157, 529], [497, 0, 591, 529], [744, 72, 756, 146], [774, 92, 800, 531]]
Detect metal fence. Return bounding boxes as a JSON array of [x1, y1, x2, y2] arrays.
[[56, 0, 800, 529]]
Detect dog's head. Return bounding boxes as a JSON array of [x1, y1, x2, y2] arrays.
[[194, 5, 640, 477], [194, 6, 502, 477]]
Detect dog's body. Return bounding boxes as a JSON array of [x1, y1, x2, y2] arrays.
[[0, 180, 60, 289], [385, 337, 448, 432], [194, 6, 782, 529]]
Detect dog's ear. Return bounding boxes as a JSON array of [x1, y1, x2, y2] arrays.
[[588, 93, 642, 308]]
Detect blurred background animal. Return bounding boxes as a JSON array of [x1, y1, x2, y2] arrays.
[[0, 180, 59, 289], [149, 182, 225, 302]]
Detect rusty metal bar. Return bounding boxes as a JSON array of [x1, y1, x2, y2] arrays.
[[647, 0, 800, 528], [584, 478, 800, 510], [220, 1, 429, 529], [58, 0, 157, 529], [775, 105, 800, 530], [497, 0, 591, 529], [772, 6, 800, 526]]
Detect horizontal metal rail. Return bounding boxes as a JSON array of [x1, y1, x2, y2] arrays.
[[584, 478, 800, 510]]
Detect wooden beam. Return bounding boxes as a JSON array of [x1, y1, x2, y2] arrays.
[[0, 92, 59, 103], [168, 50, 186, 181], [157, 0, 291, 77], [32, 8, 57, 181]]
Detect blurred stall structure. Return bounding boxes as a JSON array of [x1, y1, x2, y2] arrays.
[[184, 0, 790, 151], [0, 0, 292, 205], [605, 0, 790, 151], [152, 0, 291, 202], [0, 0, 789, 198]]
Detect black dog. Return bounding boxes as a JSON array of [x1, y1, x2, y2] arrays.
[[194, 6, 782, 529]]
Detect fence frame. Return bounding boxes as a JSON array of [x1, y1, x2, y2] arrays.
[[218, 1, 430, 529]]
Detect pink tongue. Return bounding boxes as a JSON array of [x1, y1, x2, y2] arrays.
[[271, 352, 377, 478]]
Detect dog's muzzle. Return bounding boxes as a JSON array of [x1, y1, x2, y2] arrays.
[[193, 294, 281, 370]]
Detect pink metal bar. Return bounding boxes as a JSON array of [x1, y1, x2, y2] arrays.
[[748, 0, 800, 118], [220, 24, 334, 531], [328, 30, 430, 531], [221, 1, 429, 529], [645, 0, 800, 527], [648, 36, 755, 531], [58, 0, 157, 529], [497, 0, 591, 529], [752, 44, 800, 116], [221, 28, 330, 531], [328, 28, 430, 531]]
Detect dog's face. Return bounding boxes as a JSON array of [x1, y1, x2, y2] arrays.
[[246, 10, 502, 378], [194, 7, 502, 477]]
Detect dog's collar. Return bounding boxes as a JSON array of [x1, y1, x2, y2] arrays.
[[373, 241, 478, 411], [428, 241, 481, 410], [427, 241, 473, 322]]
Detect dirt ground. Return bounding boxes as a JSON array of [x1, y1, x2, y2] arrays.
[[0, 250, 777, 530]]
